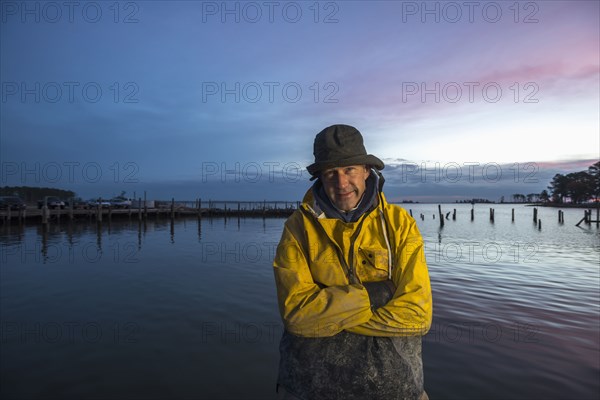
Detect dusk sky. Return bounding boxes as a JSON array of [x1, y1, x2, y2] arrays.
[[1, 1, 598, 202]]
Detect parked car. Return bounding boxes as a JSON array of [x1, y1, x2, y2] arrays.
[[87, 199, 111, 208], [37, 196, 65, 209], [109, 197, 132, 209], [0, 196, 27, 211]]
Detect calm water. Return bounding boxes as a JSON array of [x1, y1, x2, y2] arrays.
[[1, 204, 599, 399]]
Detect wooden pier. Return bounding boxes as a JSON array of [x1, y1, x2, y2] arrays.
[[0, 199, 299, 225], [4, 200, 599, 230], [576, 208, 600, 227]]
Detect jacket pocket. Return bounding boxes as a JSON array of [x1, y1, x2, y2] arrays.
[[357, 246, 389, 281]]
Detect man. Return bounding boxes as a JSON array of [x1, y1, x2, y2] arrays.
[[273, 124, 432, 400]]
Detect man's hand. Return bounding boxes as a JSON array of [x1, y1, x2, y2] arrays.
[[363, 280, 396, 311]]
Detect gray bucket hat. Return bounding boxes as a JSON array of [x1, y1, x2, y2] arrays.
[[306, 124, 384, 178]]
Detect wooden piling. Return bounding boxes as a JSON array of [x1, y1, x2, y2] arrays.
[[143, 191, 147, 219], [538, 219, 542, 230], [138, 197, 142, 221], [471, 208, 474, 221], [41, 205, 49, 225], [512, 208, 515, 222], [586, 210, 591, 225], [438, 205, 444, 227], [452, 209, 456, 220], [533, 207, 538, 224], [489, 208, 494, 223], [574, 209, 600, 227]]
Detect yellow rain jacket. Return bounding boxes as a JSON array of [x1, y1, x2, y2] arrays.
[[273, 187, 432, 337]]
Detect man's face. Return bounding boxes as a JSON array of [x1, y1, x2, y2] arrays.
[[320, 165, 370, 211]]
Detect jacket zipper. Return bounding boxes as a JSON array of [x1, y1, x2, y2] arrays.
[[300, 206, 356, 283]]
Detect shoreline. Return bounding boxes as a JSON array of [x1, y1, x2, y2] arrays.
[[533, 203, 600, 209]]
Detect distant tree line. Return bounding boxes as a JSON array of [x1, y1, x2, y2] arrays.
[[507, 162, 599, 204], [547, 162, 600, 204], [0, 186, 76, 204], [508, 193, 544, 203], [456, 198, 493, 204]]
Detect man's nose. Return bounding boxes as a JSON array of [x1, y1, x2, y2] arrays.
[[335, 172, 349, 188]]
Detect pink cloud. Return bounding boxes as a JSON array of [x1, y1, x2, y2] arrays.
[[534, 159, 598, 172]]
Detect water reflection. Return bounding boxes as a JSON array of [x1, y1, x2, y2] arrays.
[[170, 219, 175, 244], [1, 205, 598, 400], [1, 215, 285, 263]]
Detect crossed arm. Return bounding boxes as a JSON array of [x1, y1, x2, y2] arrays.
[[273, 216, 432, 338]]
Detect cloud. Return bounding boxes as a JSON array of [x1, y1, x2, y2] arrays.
[[2, 1, 597, 202]]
